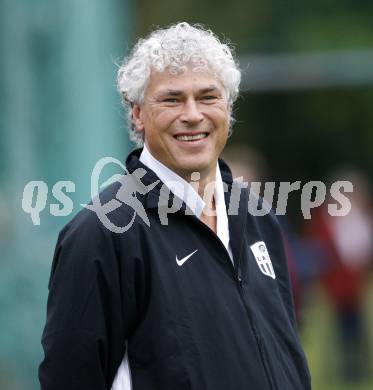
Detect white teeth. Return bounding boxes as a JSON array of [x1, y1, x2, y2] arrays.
[[176, 133, 208, 141]]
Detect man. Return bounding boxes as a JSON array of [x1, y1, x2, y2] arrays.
[[39, 22, 311, 389]]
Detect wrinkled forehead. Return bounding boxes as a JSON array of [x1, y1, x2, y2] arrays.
[[145, 65, 228, 97]]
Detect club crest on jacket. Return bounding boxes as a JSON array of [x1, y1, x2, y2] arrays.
[[250, 241, 276, 279]]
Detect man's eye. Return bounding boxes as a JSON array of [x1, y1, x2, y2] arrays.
[[202, 95, 217, 101], [163, 98, 179, 103]]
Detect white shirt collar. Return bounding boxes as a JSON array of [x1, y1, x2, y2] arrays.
[[140, 144, 205, 217], [139, 144, 232, 260], [214, 164, 230, 252]]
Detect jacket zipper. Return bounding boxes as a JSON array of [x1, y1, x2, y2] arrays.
[[251, 322, 275, 390], [186, 214, 237, 278], [184, 201, 275, 390], [233, 191, 275, 390]]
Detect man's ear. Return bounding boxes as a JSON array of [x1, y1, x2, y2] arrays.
[[132, 103, 145, 131]]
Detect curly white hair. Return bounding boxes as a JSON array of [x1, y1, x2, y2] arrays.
[[117, 22, 241, 146]]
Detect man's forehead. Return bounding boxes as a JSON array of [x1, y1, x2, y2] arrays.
[[146, 68, 225, 95]]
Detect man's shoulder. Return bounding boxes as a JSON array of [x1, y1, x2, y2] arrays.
[[58, 179, 143, 242], [246, 189, 273, 215], [231, 183, 280, 228]]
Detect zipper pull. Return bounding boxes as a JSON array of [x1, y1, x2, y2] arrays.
[[237, 272, 243, 287], [252, 323, 261, 345]]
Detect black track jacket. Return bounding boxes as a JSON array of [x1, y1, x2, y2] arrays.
[[39, 149, 311, 390]]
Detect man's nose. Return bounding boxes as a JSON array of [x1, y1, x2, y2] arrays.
[[180, 99, 204, 124]]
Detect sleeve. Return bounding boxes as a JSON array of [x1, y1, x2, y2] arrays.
[[39, 211, 139, 390]]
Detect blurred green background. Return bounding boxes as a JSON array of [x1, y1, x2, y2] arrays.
[[1, 1, 373, 389]]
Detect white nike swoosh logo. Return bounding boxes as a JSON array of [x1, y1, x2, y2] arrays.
[[176, 250, 198, 266]]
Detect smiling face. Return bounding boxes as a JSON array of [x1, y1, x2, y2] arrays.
[[132, 67, 230, 182]]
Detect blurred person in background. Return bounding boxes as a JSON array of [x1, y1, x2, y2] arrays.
[[39, 22, 311, 390], [304, 168, 373, 383]]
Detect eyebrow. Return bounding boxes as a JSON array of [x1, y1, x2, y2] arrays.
[[160, 90, 183, 96], [199, 86, 220, 94], [157, 85, 221, 97]]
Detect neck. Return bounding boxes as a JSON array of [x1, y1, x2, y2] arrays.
[[197, 170, 217, 233], [185, 167, 217, 221], [199, 173, 215, 206]]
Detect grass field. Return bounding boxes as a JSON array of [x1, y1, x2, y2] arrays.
[[301, 280, 373, 390]]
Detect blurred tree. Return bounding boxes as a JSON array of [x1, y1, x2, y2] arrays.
[[0, 1, 133, 389], [136, 0, 373, 52]]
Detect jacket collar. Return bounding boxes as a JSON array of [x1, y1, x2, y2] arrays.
[[125, 148, 248, 268], [126, 148, 236, 210]]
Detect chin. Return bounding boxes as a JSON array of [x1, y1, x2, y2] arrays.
[[180, 161, 211, 177]]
